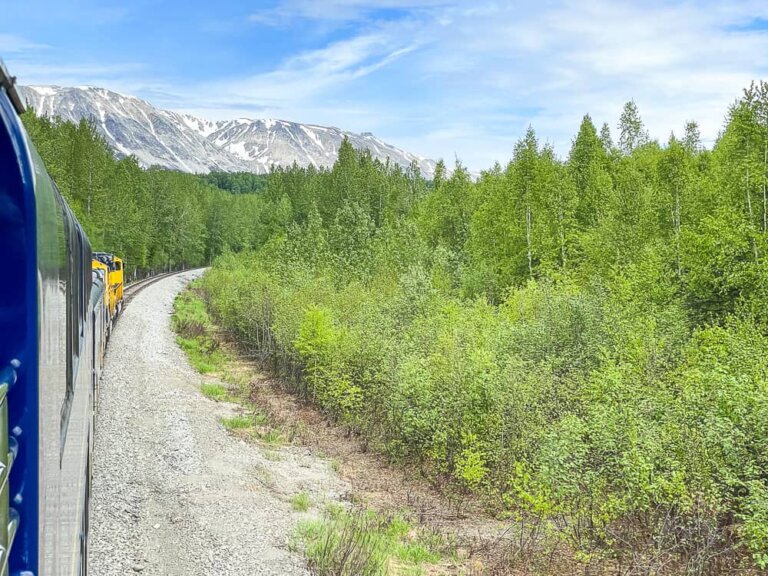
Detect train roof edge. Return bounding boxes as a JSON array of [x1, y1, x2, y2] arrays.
[[0, 60, 26, 115]]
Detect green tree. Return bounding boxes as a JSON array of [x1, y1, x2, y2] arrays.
[[568, 115, 612, 228], [618, 100, 649, 154]]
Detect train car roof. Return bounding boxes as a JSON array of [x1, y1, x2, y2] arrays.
[[93, 252, 114, 264], [0, 60, 26, 115]]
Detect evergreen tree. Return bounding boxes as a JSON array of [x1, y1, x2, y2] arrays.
[[618, 100, 649, 154], [568, 115, 612, 227], [682, 120, 702, 154], [599, 122, 614, 152]]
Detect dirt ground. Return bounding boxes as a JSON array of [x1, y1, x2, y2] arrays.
[[210, 338, 517, 575]]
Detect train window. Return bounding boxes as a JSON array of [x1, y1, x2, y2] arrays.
[[76, 227, 83, 337], [54, 185, 84, 449], [78, 227, 91, 338], [56, 192, 74, 446]]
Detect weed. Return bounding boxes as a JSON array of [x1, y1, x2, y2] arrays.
[[254, 464, 275, 490], [220, 415, 252, 430], [292, 492, 312, 512], [200, 382, 228, 401], [295, 507, 443, 576], [256, 428, 286, 445], [263, 450, 284, 462], [252, 412, 270, 426], [172, 289, 226, 374]]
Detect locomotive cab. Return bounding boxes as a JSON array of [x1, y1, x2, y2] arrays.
[[93, 253, 124, 318]]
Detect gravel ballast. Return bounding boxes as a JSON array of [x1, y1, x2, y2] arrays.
[[88, 270, 346, 575]]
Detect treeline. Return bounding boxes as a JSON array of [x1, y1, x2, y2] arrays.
[[199, 171, 269, 194], [201, 83, 768, 573], [21, 111, 265, 275]]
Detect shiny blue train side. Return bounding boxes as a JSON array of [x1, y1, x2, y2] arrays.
[[1, 61, 106, 575]]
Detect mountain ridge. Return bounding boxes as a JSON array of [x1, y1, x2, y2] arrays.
[[19, 85, 439, 178]]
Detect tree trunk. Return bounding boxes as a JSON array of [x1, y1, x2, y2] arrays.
[[558, 204, 567, 269], [673, 191, 682, 277], [526, 204, 533, 278], [746, 165, 753, 221], [87, 156, 93, 216], [747, 152, 759, 260], [763, 141, 767, 233]]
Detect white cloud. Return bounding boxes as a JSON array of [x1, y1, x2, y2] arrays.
[[151, 0, 768, 168], [8, 60, 154, 93], [187, 25, 421, 123], [8, 1, 768, 170], [393, 0, 768, 167]]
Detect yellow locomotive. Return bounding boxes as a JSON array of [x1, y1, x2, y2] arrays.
[[93, 252, 125, 319]]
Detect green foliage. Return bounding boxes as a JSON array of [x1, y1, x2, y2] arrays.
[[256, 428, 286, 445], [291, 492, 312, 512], [618, 99, 649, 153], [194, 83, 768, 571], [295, 508, 440, 576], [199, 171, 269, 194], [220, 415, 252, 430], [172, 288, 225, 373], [21, 111, 265, 274], [200, 382, 228, 401]]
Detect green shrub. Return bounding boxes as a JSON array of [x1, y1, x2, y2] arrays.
[[199, 107, 768, 570], [172, 288, 226, 374], [291, 492, 312, 512]]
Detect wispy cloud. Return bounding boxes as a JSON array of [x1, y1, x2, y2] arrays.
[[186, 26, 421, 121], [387, 0, 768, 165], [0, 34, 49, 54], [235, 0, 768, 167], [249, 0, 448, 25], [10, 61, 151, 91]]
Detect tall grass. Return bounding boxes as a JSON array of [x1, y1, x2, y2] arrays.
[[296, 507, 439, 576]]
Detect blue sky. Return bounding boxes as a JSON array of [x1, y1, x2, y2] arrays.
[[3, 0, 768, 170]]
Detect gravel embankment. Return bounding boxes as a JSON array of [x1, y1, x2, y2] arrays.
[[89, 270, 347, 575]]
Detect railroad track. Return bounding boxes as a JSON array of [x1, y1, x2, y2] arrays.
[[124, 269, 198, 305]]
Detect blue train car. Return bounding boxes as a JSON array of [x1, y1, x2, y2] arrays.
[[0, 61, 97, 574]]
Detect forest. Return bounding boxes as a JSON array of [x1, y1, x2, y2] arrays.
[[26, 81, 768, 573], [22, 111, 266, 276], [200, 84, 768, 573]]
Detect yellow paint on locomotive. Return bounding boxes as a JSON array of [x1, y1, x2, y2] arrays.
[[92, 255, 124, 317], [111, 256, 125, 310]]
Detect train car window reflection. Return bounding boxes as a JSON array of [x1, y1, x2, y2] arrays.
[[55, 188, 76, 450]]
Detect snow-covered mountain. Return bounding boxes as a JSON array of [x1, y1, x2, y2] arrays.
[[18, 85, 438, 178]]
